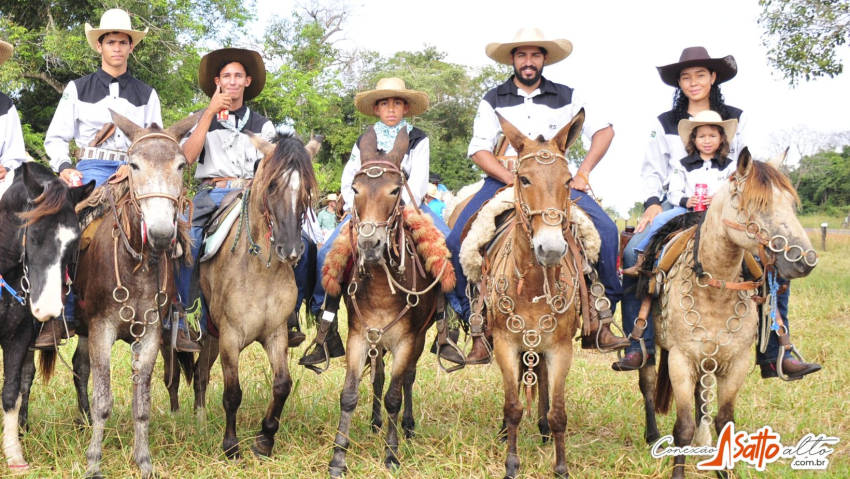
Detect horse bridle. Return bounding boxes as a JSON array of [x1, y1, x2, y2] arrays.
[[513, 149, 573, 247], [350, 160, 417, 243]]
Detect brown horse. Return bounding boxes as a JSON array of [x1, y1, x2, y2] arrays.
[[71, 110, 200, 479], [637, 150, 817, 478], [192, 133, 319, 459], [326, 126, 451, 476], [471, 112, 586, 479]]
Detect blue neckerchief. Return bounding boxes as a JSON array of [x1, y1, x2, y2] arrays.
[[218, 107, 251, 162], [373, 120, 413, 153]]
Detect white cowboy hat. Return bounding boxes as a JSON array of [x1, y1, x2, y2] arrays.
[[84, 9, 148, 52], [426, 183, 440, 199], [677, 110, 738, 147], [354, 77, 429, 118], [485, 27, 573, 66], [0, 40, 13, 66], [322, 193, 340, 205]]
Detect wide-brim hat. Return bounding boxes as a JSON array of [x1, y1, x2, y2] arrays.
[[429, 172, 443, 183], [198, 48, 266, 102], [322, 193, 340, 205], [84, 9, 148, 52], [0, 41, 13, 66], [657, 47, 737, 87], [485, 27, 573, 66], [678, 110, 738, 147], [354, 77, 429, 118], [426, 184, 439, 198]]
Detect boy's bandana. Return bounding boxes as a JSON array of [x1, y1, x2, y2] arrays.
[[374, 119, 413, 154], [219, 107, 252, 163]]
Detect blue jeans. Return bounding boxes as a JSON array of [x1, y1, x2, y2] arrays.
[[310, 202, 449, 316], [445, 177, 623, 323], [635, 206, 688, 251], [65, 159, 123, 322], [756, 276, 793, 365]]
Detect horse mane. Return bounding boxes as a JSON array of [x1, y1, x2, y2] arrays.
[[740, 160, 799, 213], [15, 164, 70, 227], [253, 132, 317, 208], [635, 211, 704, 297]]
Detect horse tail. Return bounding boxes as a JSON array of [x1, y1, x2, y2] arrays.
[[38, 350, 56, 383], [175, 351, 195, 385], [654, 349, 673, 414]]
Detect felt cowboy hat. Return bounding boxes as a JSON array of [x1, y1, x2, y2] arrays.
[[321, 193, 340, 205], [84, 9, 149, 52], [429, 172, 443, 183], [485, 27, 573, 66], [199, 48, 266, 102], [677, 110, 738, 147], [657, 47, 737, 87], [354, 77, 429, 118], [0, 40, 13, 66]]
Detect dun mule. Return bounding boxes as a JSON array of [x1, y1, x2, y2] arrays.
[[192, 133, 319, 459], [636, 150, 817, 478], [472, 112, 587, 479], [0, 162, 93, 470], [71, 110, 200, 479], [326, 127, 451, 476]]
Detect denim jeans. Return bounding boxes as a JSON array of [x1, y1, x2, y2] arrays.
[[445, 177, 623, 324], [635, 206, 688, 251], [756, 276, 793, 365]]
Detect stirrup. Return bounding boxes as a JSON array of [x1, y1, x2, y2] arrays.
[[593, 317, 628, 354], [303, 341, 332, 375], [435, 318, 465, 373], [616, 337, 648, 369], [776, 343, 805, 382]]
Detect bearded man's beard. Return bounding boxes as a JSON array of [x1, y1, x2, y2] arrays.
[[514, 64, 543, 86]]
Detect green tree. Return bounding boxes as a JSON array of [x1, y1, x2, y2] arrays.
[[791, 145, 850, 213], [627, 201, 645, 220], [759, 0, 850, 85]]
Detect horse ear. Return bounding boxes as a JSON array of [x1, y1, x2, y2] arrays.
[[21, 163, 44, 198], [736, 147, 753, 177], [360, 126, 378, 160], [305, 134, 324, 160], [767, 146, 789, 170], [245, 131, 275, 157], [496, 112, 528, 155], [386, 128, 409, 166], [109, 109, 143, 142], [552, 108, 585, 152], [167, 110, 204, 142], [69, 180, 96, 205]]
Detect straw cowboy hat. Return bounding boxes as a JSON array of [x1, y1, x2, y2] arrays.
[[677, 110, 738, 147], [199, 48, 267, 102], [354, 77, 429, 118], [426, 183, 440, 199], [657, 46, 737, 87], [322, 193, 340, 205], [85, 9, 148, 52], [485, 27, 573, 66], [0, 40, 13, 66]]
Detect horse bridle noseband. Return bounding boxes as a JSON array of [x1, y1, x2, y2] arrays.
[[513, 149, 573, 246]]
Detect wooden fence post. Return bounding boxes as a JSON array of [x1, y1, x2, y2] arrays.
[[821, 223, 828, 252]]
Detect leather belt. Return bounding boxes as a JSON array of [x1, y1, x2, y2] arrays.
[[75, 147, 128, 162]]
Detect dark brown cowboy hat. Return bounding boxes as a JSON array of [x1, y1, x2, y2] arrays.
[[199, 48, 266, 102], [656, 47, 737, 87]]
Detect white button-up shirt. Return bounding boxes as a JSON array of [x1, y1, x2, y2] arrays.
[[0, 93, 27, 172]]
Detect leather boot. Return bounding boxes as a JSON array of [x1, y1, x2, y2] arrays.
[[582, 321, 631, 351], [760, 358, 822, 379], [34, 319, 65, 350], [175, 329, 202, 353], [465, 335, 492, 365], [430, 327, 464, 365], [611, 350, 655, 371], [622, 252, 645, 278], [288, 330, 306, 348], [299, 327, 345, 367]]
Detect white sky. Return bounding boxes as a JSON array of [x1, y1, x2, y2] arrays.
[[255, 0, 850, 216]]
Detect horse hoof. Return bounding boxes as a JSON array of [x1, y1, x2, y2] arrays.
[[715, 471, 729, 479], [645, 430, 661, 444], [224, 446, 241, 461], [370, 422, 382, 433], [404, 428, 416, 439], [541, 434, 551, 444], [329, 465, 347, 478], [251, 444, 272, 459], [84, 472, 104, 479]]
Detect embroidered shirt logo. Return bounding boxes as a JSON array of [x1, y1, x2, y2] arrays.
[[550, 124, 557, 130], [651, 131, 657, 138]]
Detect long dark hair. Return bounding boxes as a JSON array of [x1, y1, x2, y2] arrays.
[[670, 83, 731, 123]]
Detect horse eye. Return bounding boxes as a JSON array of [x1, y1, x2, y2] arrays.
[[390, 187, 401, 196], [352, 187, 359, 195], [129, 162, 140, 171], [177, 162, 186, 171], [520, 176, 531, 186]]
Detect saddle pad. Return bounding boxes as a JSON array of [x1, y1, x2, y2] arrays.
[[200, 197, 243, 262]]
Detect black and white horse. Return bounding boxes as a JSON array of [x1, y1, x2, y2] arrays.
[[0, 162, 93, 470]]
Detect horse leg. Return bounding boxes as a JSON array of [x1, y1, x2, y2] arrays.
[[667, 349, 696, 479], [85, 324, 118, 479], [2, 341, 30, 469], [401, 331, 427, 440], [383, 339, 415, 470], [492, 339, 522, 479], [536, 360, 551, 443], [193, 335, 219, 420], [18, 350, 36, 431], [547, 346, 573, 478], [370, 347, 385, 432], [160, 343, 180, 413], [252, 327, 293, 458], [639, 363, 660, 443], [73, 336, 92, 424], [219, 334, 243, 459], [329, 337, 367, 477], [131, 333, 160, 479], [711, 356, 750, 479]]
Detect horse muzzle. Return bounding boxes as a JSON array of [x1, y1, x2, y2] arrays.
[[275, 241, 304, 264], [533, 234, 568, 267]]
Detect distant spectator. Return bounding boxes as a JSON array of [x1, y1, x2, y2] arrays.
[[317, 193, 339, 243], [425, 183, 446, 219]]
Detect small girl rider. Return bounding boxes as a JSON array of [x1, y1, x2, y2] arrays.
[[624, 110, 737, 273]]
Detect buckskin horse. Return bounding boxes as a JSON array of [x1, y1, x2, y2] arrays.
[[466, 111, 590, 479], [634, 149, 817, 478], [0, 162, 93, 471], [70, 110, 200, 479], [191, 132, 319, 459], [321, 126, 454, 476]]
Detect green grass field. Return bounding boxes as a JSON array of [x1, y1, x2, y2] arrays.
[[5, 230, 849, 478]]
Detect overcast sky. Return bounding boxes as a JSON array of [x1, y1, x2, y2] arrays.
[[254, 0, 850, 216]]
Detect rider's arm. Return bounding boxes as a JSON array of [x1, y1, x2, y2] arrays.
[[573, 126, 614, 190], [44, 81, 78, 174], [0, 102, 28, 173], [181, 108, 217, 165], [404, 136, 429, 207], [468, 98, 513, 184]]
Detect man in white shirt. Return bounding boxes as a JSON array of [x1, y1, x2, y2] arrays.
[[0, 39, 28, 190]]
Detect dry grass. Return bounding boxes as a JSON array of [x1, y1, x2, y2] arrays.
[[4, 232, 849, 478]]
